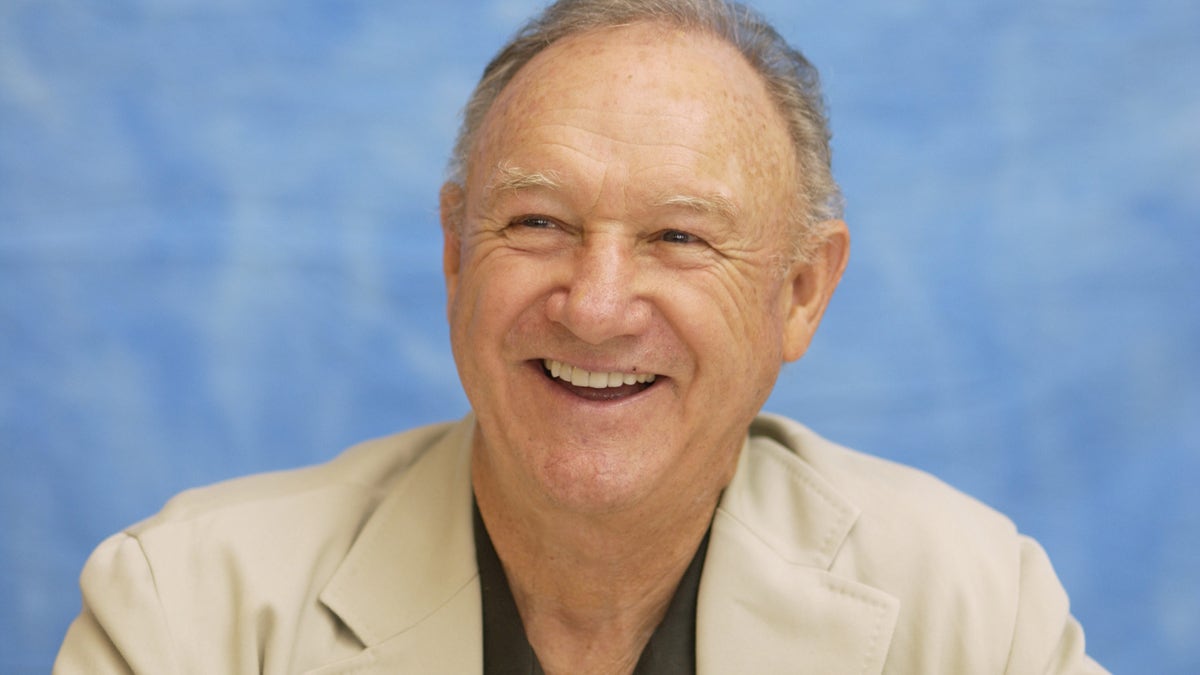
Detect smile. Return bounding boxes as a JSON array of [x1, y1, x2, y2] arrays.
[[542, 359, 656, 389]]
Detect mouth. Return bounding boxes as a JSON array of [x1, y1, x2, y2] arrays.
[[540, 358, 658, 401]]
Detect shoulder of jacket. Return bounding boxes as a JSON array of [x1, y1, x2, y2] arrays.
[[125, 418, 462, 537], [752, 412, 1016, 537]]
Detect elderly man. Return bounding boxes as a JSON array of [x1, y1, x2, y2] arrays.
[[56, 0, 1107, 673]]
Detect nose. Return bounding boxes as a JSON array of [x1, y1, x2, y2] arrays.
[[545, 234, 651, 345]]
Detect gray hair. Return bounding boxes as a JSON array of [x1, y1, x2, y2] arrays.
[[447, 0, 843, 261]]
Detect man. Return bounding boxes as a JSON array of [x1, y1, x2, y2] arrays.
[[56, 0, 1107, 673]]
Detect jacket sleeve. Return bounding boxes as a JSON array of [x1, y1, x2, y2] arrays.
[[1003, 536, 1109, 675], [54, 531, 181, 675]]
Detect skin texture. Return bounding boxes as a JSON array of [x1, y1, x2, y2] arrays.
[[441, 22, 849, 675]]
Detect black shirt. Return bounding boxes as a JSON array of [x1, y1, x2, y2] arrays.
[[473, 501, 710, 674]]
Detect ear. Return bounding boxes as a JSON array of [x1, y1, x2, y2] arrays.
[[440, 182, 466, 312], [782, 220, 850, 362]]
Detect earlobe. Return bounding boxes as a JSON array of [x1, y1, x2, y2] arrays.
[[782, 220, 850, 362]]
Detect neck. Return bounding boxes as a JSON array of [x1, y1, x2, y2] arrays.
[[472, 444, 729, 675]]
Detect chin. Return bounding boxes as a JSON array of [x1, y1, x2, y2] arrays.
[[532, 447, 663, 515]]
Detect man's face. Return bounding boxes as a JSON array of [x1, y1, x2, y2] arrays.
[[443, 23, 846, 514]]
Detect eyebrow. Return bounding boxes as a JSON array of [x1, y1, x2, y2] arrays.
[[486, 163, 563, 194], [483, 162, 739, 223], [651, 192, 740, 223]]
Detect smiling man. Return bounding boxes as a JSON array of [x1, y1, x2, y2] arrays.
[[56, 1, 1107, 674]]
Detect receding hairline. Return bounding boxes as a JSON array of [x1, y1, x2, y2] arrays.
[[446, 0, 842, 262]]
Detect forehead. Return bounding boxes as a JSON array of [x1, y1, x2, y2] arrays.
[[468, 22, 795, 210]]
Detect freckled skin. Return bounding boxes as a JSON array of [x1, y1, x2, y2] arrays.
[[443, 23, 845, 518]]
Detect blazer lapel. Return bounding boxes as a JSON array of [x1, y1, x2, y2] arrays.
[[697, 429, 899, 675], [304, 414, 898, 673], [311, 417, 483, 675]]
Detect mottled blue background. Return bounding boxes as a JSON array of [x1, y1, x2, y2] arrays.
[[2, 0, 1197, 672]]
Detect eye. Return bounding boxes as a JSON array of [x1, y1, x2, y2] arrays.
[[501, 215, 571, 253], [659, 229, 703, 245], [511, 215, 558, 230]]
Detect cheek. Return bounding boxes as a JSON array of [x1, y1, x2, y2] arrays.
[[453, 252, 550, 355], [680, 265, 786, 349]]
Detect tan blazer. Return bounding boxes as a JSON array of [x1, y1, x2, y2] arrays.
[[55, 414, 1107, 674]]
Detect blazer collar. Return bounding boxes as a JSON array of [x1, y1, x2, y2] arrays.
[[697, 416, 899, 674], [315, 416, 482, 674], [312, 414, 898, 674]]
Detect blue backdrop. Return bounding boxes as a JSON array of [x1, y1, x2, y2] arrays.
[[2, 1, 1197, 672]]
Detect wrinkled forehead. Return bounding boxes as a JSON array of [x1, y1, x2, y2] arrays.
[[466, 22, 797, 203]]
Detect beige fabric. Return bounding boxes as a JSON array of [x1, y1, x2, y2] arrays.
[[55, 414, 1108, 674]]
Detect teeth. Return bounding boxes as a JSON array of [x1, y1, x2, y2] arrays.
[[543, 359, 656, 389], [571, 368, 589, 387]]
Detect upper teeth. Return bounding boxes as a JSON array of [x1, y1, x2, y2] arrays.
[[543, 359, 656, 389]]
